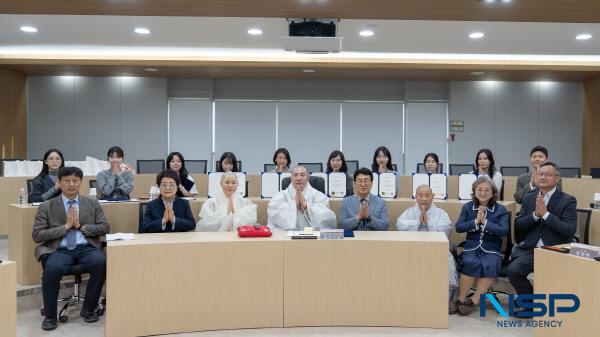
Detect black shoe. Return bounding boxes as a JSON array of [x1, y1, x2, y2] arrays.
[[42, 317, 58, 330], [80, 308, 99, 323]]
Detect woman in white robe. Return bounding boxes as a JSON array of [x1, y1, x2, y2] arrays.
[[196, 172, 257, 231]]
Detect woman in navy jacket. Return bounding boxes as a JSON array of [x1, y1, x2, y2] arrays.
[[453, 176, 509, 316], [140, 169, 196, 233]]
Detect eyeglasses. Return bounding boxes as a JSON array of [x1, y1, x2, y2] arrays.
[[535, 172, 556, 178], [160, 183, 177, 189], [355, 179, 371, 185]]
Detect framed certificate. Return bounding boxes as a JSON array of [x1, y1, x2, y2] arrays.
[[458, 174, 477, 200], [378, 172, 397, 198], [261, 172, 280, 198], [328, 172, 347, 198]]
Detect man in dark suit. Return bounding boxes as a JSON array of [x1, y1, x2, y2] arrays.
[[32, 167, 110, 330], [507, 161, 576, 315]]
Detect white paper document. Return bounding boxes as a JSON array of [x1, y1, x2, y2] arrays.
[[261, 172, 280, 198], [458, 174, 477, 200], [430, 174, 448, 200], [412, 173, 430, 197], [371, 173, 379, 196], [328, 172, 347, 198], [378, 172, 397, 198], [106, 233, 134, 241]]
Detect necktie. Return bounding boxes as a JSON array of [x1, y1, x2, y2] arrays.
[[66, 200, 77, 250]]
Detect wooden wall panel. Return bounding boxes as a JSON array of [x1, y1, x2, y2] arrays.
[[582, 77, 600, 175], [0, 68, 27, 160]]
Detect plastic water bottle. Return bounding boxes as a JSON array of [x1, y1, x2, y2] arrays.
[[18, 187, 26, 205]]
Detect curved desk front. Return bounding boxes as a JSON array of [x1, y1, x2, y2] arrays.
[[106, 231, 448, 337]]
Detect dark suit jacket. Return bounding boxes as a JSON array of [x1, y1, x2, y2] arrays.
[[514, 189, 576, 257], [514, 173, 563, 204], [32, 195, 110, 261], [28, 175, 61, 203], [140, 197, 196, 233]]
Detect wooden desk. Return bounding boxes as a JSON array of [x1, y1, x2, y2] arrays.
[[107, 232, 285, 337], [106, 231, 447, 337], [7, 200, 202, 285], [589, 209, 600, 246], [0, 261, 17, 337], [283, 231, 448, 328], [534, 248, 600, 337]]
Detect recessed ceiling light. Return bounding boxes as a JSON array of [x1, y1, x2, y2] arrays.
[[144, 68, 158, 72], [470, 71, 485, 76], [134, 27, 150, 35], [359, 30, 375, 37], [576, 33, 592, 40], [247, 28, 263, 36], [469, 32, 485, 39], [20, 26, 38, 33], [302, 69, 316, 73]]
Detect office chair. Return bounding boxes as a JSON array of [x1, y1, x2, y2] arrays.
[[215, 160, 242, 172], [264, 163, 277, 172], [39, 253, 106, 323], [138, 202, 149, 233], [500, 166, 529, 177], [136, 159, 165, 174], [574, 208, 592, 244], [88, 180, 98, 190], [186, 160, 208, 174], [346, 160, 359, 176], [590, 168, 600, 179], [560, 167, 581, 178], [26, 178, 34, 196], [298, 162, 323, 174], [416, 163, 444, 174], [391, 163, 398, 172], [281, 176, 326, 194], [449, 164, 475, 175]]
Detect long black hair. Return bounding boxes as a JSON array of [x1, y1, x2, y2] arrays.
[[371, 146, 393, 172], [272, 148, 291, 168], [475, 148, 496, 177], [218, 152, 239, 172], [167, 151, 189, 179], [36, 149, 65, 178]]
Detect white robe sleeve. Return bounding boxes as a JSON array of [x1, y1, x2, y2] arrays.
[[431, 209, 453, 237], [197, 198, 234, 232], [306, 192, 337, 230], [232, 198, 258, 229], [267, 191, 298, 231], [395, 208, 420, 231]]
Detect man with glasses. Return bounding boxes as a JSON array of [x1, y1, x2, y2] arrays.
[[507, 161, 577, 317], [339, 167, 388, 231]]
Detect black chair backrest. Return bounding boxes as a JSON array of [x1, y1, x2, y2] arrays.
[[138, 202, 149, 233], [264, 163, 277, 172], [215, 160, 242, 172], [346, 160, 359, 176], [186, 160, 208, 174], [298, 162, 323, 174], [575, 208, 592, 244], [26, 179, 34, 196], [590, 168, 600, 178], [499, 178, 505, 200], [391, 163, 398, 172], [560, 167, 581, 178], [501, 211, 514, 266], [281, 176, 326, 194], [449, 164, 475, 175], [137, 159, 165, 174], [500, 166, 529, 176], [416, 163, 444, 174], [88, 180, 97, 189]]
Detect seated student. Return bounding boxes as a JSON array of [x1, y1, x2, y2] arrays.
[[197, 172, 257, 231], [453, 176, 509, 316], [396, 184, 458, 309], [96, 146, 135, 199], [471, 148, 503, 191], [267, 165, 336, 230], [507, 162, 576, 317], [140, 169, 196, 233], [371, 146, 394, 173], [339, 167, 388, 230], [167, 151, 198, 198], [271, 147, 291, 173], [29, 149, 65, 203], [32, 167, 110, 330], [423, 152, 441, 174], [514, 145, 562, 204], [326, 150, 353, 196], [218, 152, 239, 172]]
